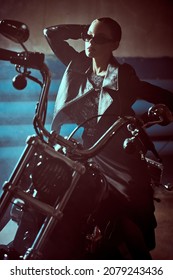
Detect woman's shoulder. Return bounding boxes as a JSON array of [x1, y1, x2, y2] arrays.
[[111, 57, 136, 75]]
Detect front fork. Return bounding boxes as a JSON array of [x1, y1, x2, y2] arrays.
[[0, 135, 85, 259]]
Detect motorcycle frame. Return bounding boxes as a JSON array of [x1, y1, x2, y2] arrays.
[[0, 52, 133, 259]]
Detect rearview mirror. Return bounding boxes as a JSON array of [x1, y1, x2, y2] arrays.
[[0, 19, 29, 43]]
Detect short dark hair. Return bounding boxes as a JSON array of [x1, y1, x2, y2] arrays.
[[98, 17, 122, 43]]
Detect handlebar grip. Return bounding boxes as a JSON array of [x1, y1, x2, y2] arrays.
[[0, 48, 18, 61], [0, 48, 45, 69], [10, 52, 45, 69]]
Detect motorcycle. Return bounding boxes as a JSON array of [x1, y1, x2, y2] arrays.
[[0, 20, 172, 260]]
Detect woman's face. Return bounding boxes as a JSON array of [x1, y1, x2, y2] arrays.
[[84, 19, 116, 59]]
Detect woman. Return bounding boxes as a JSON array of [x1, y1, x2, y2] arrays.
[[44, 17, 173, 258]]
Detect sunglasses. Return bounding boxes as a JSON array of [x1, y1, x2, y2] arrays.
[[81, 33, 115, 44]]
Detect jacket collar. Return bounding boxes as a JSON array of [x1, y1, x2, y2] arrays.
[[75, 53, 120, 92], [83, 57, 120, 94], [52, 56, 120, 132], [102, 62, 119, 91]]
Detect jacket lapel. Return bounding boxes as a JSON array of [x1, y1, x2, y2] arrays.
[[102, 63, 119, 91], [52, 55, 120, 132]]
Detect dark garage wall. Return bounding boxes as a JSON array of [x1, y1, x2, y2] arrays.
[[0, 0, 173, 57]]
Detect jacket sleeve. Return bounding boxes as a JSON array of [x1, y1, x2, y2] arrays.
[[124, 63, 173, 112], [43, 24, 89, 66]]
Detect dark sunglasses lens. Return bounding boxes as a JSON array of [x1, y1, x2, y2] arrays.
[[82, 33, 113, 44]]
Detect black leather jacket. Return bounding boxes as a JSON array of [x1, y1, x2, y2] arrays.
[[44, 24, 173, 248], [44, 24, 173, 135]]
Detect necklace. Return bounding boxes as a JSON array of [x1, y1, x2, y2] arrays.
[[90, 72, 104, 91]]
